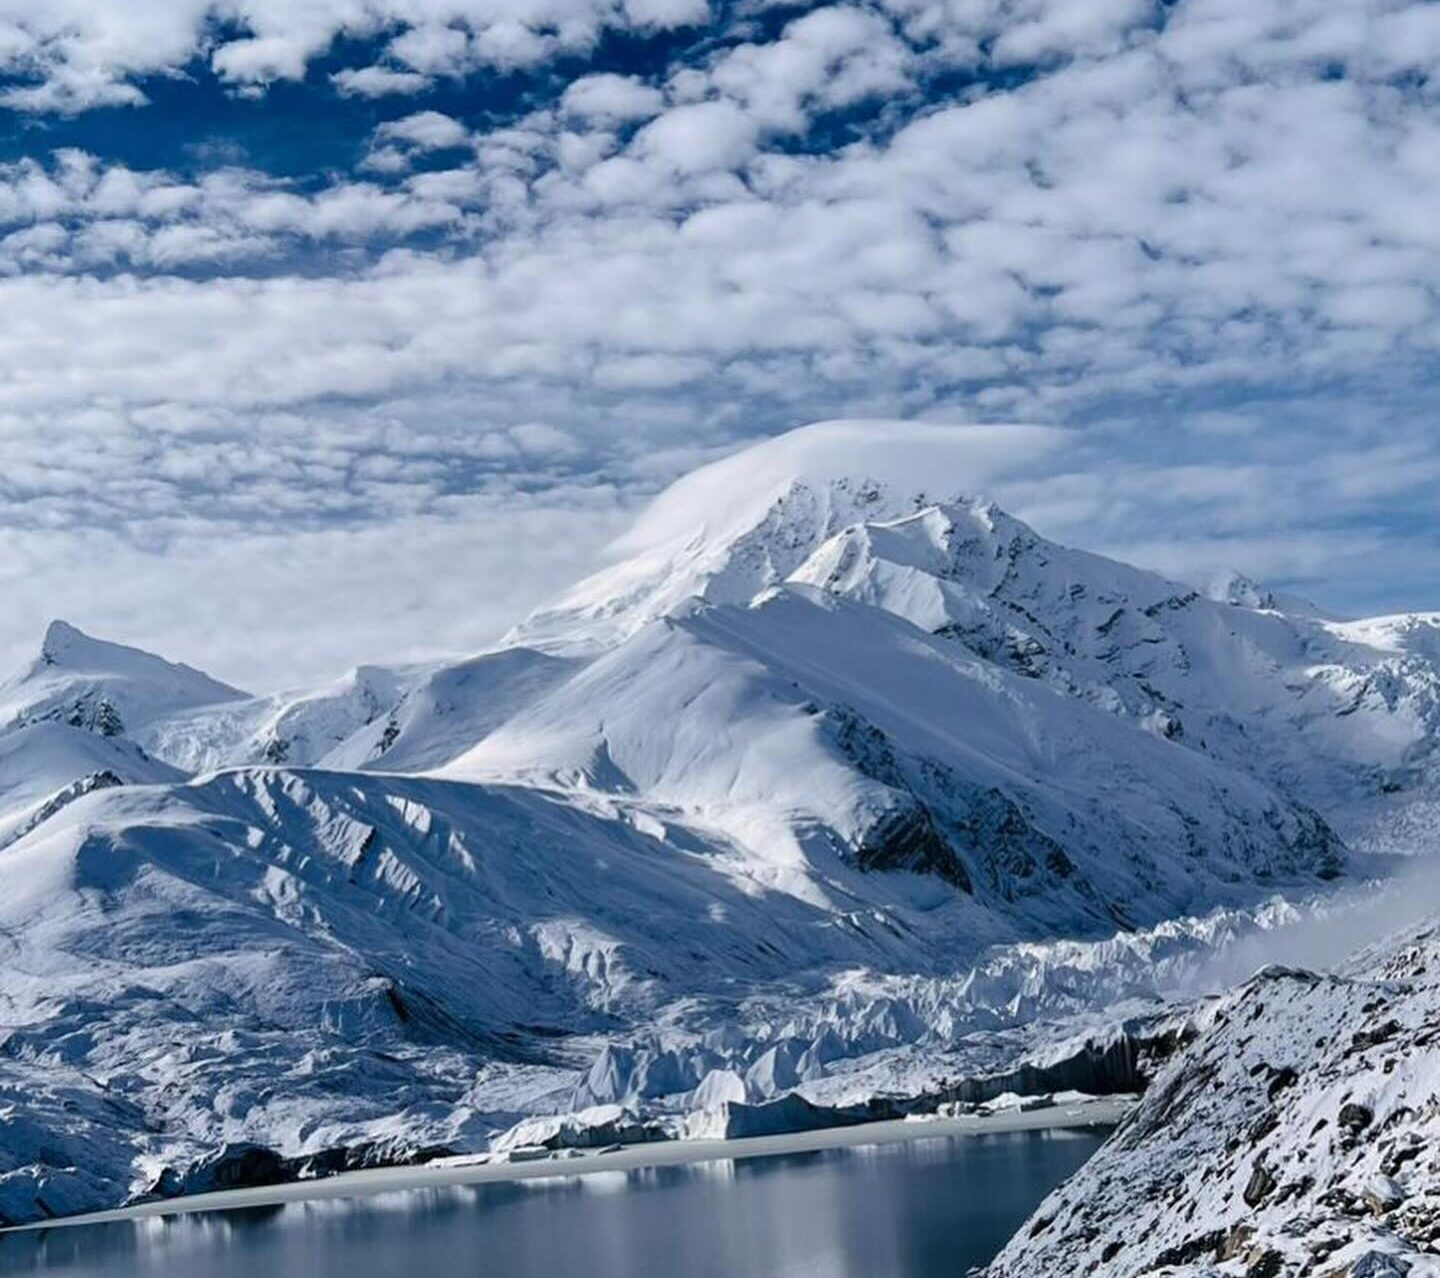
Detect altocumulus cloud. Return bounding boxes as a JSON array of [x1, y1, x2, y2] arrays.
[[0, 0, 1438, 686]]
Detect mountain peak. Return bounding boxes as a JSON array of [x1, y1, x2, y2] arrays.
[[509, 420, 1063, 654], [611, 419, 1061, 559], [3, 620, 249, 739], [29, 619, 225, 684], [38, 619, 115, 669], [1199, 571, 1276, 611], [1195, 570, 1335, 621]]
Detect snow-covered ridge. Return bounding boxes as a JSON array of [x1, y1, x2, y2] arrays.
[[0, 722, 182, 850], [454, 582, 1345, 935], [504, 421, 1438, 847], [129, 647, 577, 776], [789, 499, 1440, 825]]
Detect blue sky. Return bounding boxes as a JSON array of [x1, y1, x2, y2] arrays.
[[0, 0, 1437, 688]]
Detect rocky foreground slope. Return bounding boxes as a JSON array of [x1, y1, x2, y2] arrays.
[[987, 918, 1440, 1278], [0, 420, 1436, 1226]]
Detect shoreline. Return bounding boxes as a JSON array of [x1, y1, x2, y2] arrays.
[[4, 1096, 1130, 1234]]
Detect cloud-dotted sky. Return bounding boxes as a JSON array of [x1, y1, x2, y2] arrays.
[[1, 0, 1438, 688]]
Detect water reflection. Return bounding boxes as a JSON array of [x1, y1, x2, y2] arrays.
[[0, 1129, 1105, 1278]]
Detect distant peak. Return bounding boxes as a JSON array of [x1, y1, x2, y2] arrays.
[[14, 619, 249, 702], [1199, 571, 1276, 611], [37, 618, 160, 668], [39, 619, 100, 666]]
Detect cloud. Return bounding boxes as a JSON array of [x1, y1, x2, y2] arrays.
[[0, 1, 712, 111], [331, 65, 431, 98], [374, 110, 471, 151], [622, 0, 709, 27], [631, 100, 760, 173], [0, 495, 635, 691], [702, 5, 914, 132], [560, 73, 665, 124]]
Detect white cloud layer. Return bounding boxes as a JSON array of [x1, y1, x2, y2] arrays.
[[0, 0, 712, 111], [0, 0, 1438, 684]]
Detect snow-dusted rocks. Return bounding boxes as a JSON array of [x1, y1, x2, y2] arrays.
[[0, 420, 1437, 1227], [986, 926, 1440, 1277]]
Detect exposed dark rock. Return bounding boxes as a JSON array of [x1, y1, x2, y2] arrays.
[[182, 1142, 287, 1194], [1248, 1110, 1279, 1145], [1244, 1159, 1277, 1207], [1351, 1021, 1402, 1053], [1338, 1103, 1374, 1136], [854, 802, 973, 892], [1244, 1248, 1284, 1278], [914, 1021, 1182, 1110], [1266, 1066, 1298, 1100], [1149, 1228, 1227, 1268], [1346, 1251, 1413, 1278], [140, 1166, 182, 1199]]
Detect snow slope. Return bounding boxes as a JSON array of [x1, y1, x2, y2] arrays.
[[513, 424, 1439, 850], [0, 757, 1337, 1226], [0, 723, 183, 849], [0, 759, 1166, 1223], [454, 584, 1343, 935], [135, 664, 412, 773], [133, 648, 576, 776], [0, 419, 1437, 1228], [787, 500, 1440, 829]]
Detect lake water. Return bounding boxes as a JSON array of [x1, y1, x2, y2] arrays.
[[0, 1128, 1105, 1278]]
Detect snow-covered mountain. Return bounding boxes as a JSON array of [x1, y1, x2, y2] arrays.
[[511, 424, 1438, 844], [0, 419, 1436, 1227], [508, 420, 1065, 655], [793, 500, 1440, 840]]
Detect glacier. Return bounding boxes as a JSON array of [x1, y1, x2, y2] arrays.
[[0, 419, 1437, 1233]]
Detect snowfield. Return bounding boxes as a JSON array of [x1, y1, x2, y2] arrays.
[[0, 420, 1437, 1237]]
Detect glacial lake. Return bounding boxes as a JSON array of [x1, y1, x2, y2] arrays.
[[0, 1128, 1106, 1278]]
